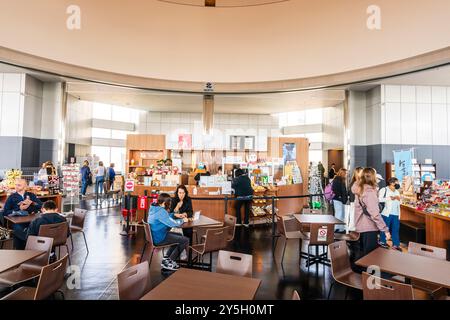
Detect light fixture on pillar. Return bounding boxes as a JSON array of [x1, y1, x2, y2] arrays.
[[203, 95, 214, 135]]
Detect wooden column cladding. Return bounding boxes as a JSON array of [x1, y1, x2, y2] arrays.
[[203, 95, 214, 135], [205, 0, 216, 7]]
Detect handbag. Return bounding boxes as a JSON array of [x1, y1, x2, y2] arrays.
[[0, 226, 12, 241]]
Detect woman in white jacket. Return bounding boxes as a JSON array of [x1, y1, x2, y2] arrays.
[[378, 177, 402, 251]]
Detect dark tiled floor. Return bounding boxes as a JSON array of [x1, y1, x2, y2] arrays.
[[1, 196, 361, 300]]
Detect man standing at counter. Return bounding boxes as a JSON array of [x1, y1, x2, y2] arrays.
[[232, 169, 254, 227], [2, 179, 42, 249]]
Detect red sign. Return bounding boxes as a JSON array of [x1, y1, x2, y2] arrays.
[[138, 196, 148, 210], [124, 179, 135, 192]]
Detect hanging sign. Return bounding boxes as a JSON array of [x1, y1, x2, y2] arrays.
[[393, 149, 413, 182]]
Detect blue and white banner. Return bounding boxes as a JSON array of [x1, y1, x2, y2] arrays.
[[393, 149, 413, 182]]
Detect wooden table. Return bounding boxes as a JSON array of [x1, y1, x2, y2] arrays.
[[140, 268, 261, 300], [4, 213, 40, 228], [356, 247, 450, 289], [181, 215, 222, 229], [0, 250, 45, 273], [294, 213, 344, 225]]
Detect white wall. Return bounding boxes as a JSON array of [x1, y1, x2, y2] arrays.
[[322, 104, 344, 150], [41, 82, 63, 140], [382, 85, 450, 145], [66, 95, 93, 146], [0, 73, 25, 137], [137, 111, 281, 151]]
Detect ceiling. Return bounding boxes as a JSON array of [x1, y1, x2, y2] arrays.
[[66, 81, 345, 114], [158, 0, 289, 7], [348, 63, 450, 91]]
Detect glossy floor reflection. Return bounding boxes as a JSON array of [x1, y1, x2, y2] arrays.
[[1, 197, 361, 300]]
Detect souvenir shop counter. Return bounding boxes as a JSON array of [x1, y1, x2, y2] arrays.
[[400, 204, 450, 248]]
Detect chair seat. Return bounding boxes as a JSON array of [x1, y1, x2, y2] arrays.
[[334, 232, 360, 242], [0, 265, 41, 286], [285, 231, 309, 240], [1, 286, 36, 300], [439, 295, 450, 300], [335, 271, 362, 290], [70, 226, 83, 232], [189, 244, 205, 254]]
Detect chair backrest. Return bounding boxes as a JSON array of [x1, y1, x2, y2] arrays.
[[302, 208, 321, 214], [38, 222, 69, 247], [203, 227, 229, 253], [292, 290, 301, 300], [309, 223, 334, 245], [142, 221, 155, 250], [117, 262, 150, 300], [408, 241, 447, 260], [328, 240, 352, 280], [361, 272, 414, 300], [216, 250, 252, 277], [24, 236, 54, 267], [34, 255, 69, 300], [223, 214, 237, 241], [72, 208, 87, 229], [280, 215, 302, 238]]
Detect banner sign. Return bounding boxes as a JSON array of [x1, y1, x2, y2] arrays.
[[393, 149, 413, 182]]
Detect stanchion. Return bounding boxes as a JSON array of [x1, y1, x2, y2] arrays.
[[120, 192, 136, 236]]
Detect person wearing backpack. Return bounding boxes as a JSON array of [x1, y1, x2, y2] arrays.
[[331, 168, 348, 233], [378, 177, 402, 251], [352, 167, 390, 259]]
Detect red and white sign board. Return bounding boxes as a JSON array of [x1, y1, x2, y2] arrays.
[[318, 227, 328, 242], [124, 179, 135, 193], [138, 196, 148, 210]]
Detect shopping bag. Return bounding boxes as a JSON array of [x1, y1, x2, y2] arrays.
[[346, 202, 356, 232]]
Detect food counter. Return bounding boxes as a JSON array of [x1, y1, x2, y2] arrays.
[[131, 183, 306, 222], [401, 204, 450, 248]]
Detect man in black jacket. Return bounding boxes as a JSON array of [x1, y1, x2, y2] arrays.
[[232, 169, 254, 227], [27, 200, 68, 238]]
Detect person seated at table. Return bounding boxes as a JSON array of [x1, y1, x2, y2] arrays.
[[170, 185, 194, 243], [2, 179, 43, 249], [148, 193, 189, 271], [26, 200, 68, 238]]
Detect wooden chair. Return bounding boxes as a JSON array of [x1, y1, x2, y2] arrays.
[[274, 214, 307, 265], [334, 231, 360, 242], [327, 240, 362, 299], [216, 250, 252, 277], [292, 290, 301, 300], [140, 221, 177, 266], [69, 208, 89, 253], [189, 227, 229, 271], [197, 214, 236, 244], [362, 271, 414, 300], [0, 236, 53, 286], [1, 255, 69, 300], [303, 223, 335, 271], [38, 222, 71, 265], [117, 262, 150, 300], [392, 242, 447, 298], [223, 214, 237, 242]]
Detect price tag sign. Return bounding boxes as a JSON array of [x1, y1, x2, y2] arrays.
[[318, 227, 328, 242], [124, 179, 135, 193]]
